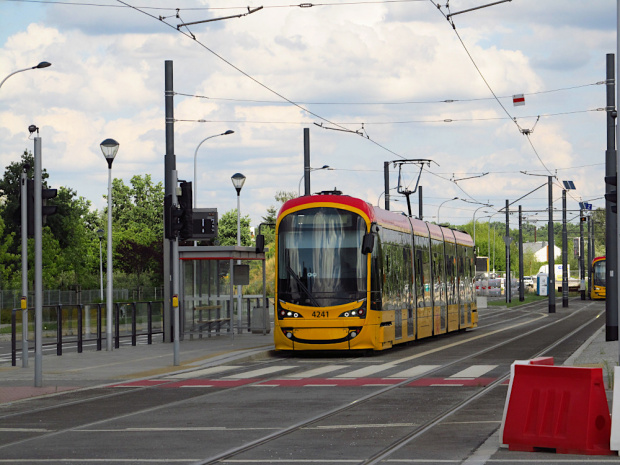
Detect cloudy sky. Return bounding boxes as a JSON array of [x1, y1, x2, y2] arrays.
[[0, 0, 615, 230]]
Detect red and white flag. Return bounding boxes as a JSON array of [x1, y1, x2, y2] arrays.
[[513, 94, 525, 106]]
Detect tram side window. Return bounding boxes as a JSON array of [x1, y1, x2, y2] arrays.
[[382, 242, 406, 311], [415, 235, 432, 307], [432, 239, 446, 307], [456, 246, 465, 303], [445, 245, 456, 306]]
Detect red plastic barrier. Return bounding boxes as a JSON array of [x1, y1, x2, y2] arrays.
[[528, 356, 554, 366], [502, 364, 612, 455]]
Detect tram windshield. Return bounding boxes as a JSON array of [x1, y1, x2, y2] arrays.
[[593, 259, 606, 287], [278, 207, 367, 307]]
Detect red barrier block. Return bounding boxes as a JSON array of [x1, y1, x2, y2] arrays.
[[502, 364, 612, 455], [528, 357, 554, 366]]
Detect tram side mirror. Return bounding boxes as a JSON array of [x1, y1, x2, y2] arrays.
[[256, 234, 265, 253], [362, 233, 374, 254]]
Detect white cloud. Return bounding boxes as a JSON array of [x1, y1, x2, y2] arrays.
[[0, 0, 611, 227]]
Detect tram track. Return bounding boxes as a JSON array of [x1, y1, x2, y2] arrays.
[[0, 303, 536, 423], [0, 302, 602, 464], [191, 302, 601, 465]]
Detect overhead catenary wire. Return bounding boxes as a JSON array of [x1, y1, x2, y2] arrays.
[[174, 81, 604, 106], [114, 0, 408, 160]]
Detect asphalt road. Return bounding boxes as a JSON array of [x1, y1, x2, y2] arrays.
[[1, 299, 618, 465]]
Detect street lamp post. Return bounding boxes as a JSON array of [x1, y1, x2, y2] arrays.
[[97, 229, 104, 301], [0, 61, 51, 90], [231, 173, 246, 334], [298, 165, 331, 196], [437, 197, 458, 224], [193, 130, 235, 208], [100, 138, 119, 351]]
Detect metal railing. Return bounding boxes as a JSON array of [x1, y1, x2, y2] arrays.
[[10, 301, 164, 366]]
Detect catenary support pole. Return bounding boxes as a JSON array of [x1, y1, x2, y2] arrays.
[[580, 208, 585, 300], [304, 128, 310, 196], [164, 60, 175, 344], [418, 185, 423, 220], [519, 205, 524, 302], [505, 200, 511, 304], [616, 3, 620, 362], [384, 161, 390, 211], [607, 53, 618, 340], [562, 189, 568, 308], [548, 176, 556, 313]]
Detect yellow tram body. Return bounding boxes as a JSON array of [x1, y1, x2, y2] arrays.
[[273, 192, 477, 351]]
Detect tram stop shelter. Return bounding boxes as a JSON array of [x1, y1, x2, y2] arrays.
[[178, 246, 269, 338]]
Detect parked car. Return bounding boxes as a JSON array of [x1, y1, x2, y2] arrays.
[[522, 276, 534, 288]]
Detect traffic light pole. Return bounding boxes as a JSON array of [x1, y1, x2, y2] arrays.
[[34, 135, 43, 387], [20, 167, 28, 368]]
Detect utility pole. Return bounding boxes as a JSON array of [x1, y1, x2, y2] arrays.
[[562, 189, 569, 308], [518, 205, 524, 302], [606, 53, 618, 340], [164, 60, 175, 345], [418, 185, 423, 220], [580, 209, 585, 300], [504, 200, 512, 304], [304, 128, 310, 196], [383, 161, 390, 211], [548, 176, 556, 313]]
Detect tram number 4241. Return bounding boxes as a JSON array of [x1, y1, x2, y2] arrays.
[[312, 311, 329, 318]]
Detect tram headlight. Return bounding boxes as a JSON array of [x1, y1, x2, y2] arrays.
[[277, 302, 304, 319], [338, 303, 367, 319]]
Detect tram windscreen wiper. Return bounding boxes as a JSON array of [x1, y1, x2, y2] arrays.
[[286, 263, 320, 307]]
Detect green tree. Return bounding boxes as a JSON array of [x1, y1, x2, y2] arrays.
[[107, 175, 165, 289], [218, 209, 252, 246]]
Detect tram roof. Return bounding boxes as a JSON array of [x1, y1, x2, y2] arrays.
[[279, 194, 473, 246]]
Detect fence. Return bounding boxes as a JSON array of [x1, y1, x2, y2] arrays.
[[0, 287, 164, 310], [10, 301, 164, 366]]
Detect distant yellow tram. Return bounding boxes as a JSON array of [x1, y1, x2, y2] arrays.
[[273, 192, 477, 352], [591, 256, 606, 300]]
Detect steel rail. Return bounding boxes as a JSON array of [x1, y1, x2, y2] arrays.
[[192, 302, 599, 465]]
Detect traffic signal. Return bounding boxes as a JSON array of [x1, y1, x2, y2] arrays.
[[164, 194, 182, 240], [178, 181, 193, 241], [42, 187, 58, 222], [25, 179, 58, 237], [605, 174, 617, 214]]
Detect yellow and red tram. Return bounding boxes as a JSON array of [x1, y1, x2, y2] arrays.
[[591, 256, 606, 300], [273, 192, 477, 351]]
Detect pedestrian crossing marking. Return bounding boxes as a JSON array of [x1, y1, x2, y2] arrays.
[[222, 365, 298, 379], [389, 365, 440, 378], [450, 365, 497, 379], [165, 365, 239, 379], [333, 363, 396, 379], [284, 365, 349, 379]]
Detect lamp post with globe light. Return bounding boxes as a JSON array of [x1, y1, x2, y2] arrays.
[[231, 173, 246, 333], [100, 139, 119, 351]]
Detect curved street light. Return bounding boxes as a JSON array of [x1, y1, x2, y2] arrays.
[[437, 197, 458, 225], [193, 130, 235, 208], [0, 62, 51, 90], [298, 165, 331, 196]]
